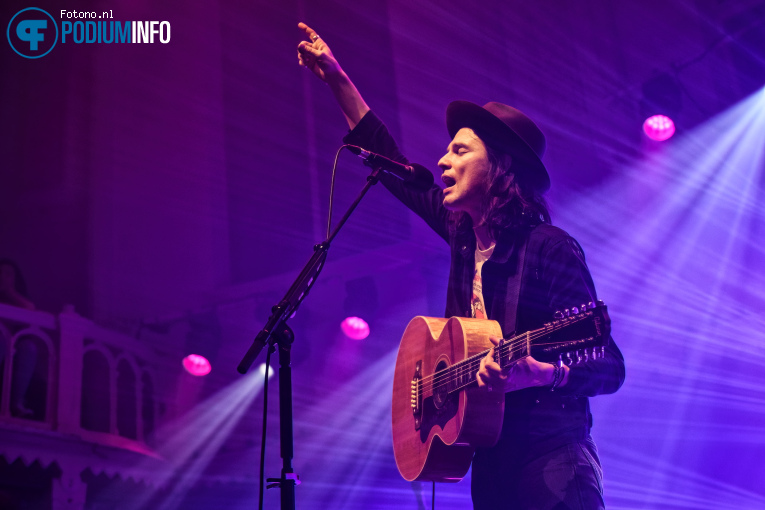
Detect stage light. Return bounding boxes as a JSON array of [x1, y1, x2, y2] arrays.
[[181, 310, 220, 378], [295, 348, 402, 504], [556, 88, 765, 508], [640, 72, 682, 141], [643, 114, 676, 141], [341, 276, 377, 340], [182, 354, 211, 376], [96, 370, 266, 509], [341, 316, 370, 340], [257, 362, 275, 378]]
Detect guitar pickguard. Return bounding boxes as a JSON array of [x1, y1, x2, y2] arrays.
[[412, 359, 459, 438], [418, 392, 459, 444]]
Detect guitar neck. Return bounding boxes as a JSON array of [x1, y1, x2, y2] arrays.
[[426, 302, 610, 396]]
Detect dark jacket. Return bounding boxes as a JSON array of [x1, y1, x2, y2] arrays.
[[344, 110, 625, 461]]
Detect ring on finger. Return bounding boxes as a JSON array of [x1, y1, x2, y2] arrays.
[[311, 33, 319, 42]]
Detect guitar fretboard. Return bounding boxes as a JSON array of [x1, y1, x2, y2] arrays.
[[414, 305, 606, 399]]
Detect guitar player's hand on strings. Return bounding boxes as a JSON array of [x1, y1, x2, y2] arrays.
[[476, 337, 570, 392]]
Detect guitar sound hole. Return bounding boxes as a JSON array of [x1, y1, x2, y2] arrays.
[[433, 360, 449, 410]]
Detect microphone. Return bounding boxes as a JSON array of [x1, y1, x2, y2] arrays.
[[347, 145, 434, 191]]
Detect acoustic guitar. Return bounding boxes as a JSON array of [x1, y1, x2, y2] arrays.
[[391, 301, 610, 482]]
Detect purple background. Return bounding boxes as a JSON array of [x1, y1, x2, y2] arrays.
[[2, 0, 765, 508]]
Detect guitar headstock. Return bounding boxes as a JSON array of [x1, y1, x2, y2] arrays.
[[530, 300, 611, 364]]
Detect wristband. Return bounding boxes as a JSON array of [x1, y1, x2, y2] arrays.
[[550, 363, 563, 391]]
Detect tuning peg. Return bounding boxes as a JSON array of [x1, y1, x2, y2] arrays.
[[588, 301, 594, 308], [576, 350, 583, 364], [571, 306, 579, 315], [564, 309, 571, 317], [580, 303, 588, 312], [596, 300, 605, 307], [553, 311, 564, 320]]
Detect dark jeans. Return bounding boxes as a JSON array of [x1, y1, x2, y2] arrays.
[[471, 437, 605, 509]]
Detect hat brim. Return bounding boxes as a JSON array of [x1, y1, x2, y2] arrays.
[[446, 101, 550, 193]]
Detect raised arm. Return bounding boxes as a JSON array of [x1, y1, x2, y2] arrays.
[[297, 23, 450, 242], [297, 22, 370, 129]]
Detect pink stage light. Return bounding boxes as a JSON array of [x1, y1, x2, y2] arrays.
[[643, 114, 676, 141], [341, 316, 370, 340], [183, 354, 212, 376]]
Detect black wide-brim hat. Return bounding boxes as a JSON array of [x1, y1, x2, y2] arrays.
[[446, 101, 550, 193]]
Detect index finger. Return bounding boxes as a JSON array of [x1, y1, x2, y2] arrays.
[[298, 22, 319, 42], [484, 347, 499, 366]]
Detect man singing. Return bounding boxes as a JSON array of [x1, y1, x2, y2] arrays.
[[297, 22, 625, 509]]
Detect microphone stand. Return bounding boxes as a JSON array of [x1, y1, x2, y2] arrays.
[[237, 165, 384, 510]]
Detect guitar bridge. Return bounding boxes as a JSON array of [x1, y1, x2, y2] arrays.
[[411, 360, 422, 431]]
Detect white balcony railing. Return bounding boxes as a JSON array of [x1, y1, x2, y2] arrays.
[[0, 303, 180, 508]]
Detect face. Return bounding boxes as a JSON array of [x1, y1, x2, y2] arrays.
[[438, 128, 492, 223]]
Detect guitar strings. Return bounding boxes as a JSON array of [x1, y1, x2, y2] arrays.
[[416, 328, 554, 395], [417, 333, 535, 390], [417, 313, 592, 388], [414, 315, 596, 397], [417, 340, 530, 396], [420, 336, 599, 397], [417, 323, 560, 387], [423, 333, 594, 395]]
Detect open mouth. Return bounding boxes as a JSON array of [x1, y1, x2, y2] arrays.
[[441, 175, 456, 190]]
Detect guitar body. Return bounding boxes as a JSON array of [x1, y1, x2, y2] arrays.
[[391, 316, 505, 482], [391, 301, 610, 483]]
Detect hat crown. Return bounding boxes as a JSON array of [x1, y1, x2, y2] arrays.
[[481, 102, 546, 160]]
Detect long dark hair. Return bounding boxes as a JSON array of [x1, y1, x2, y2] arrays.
[[453, 145, 551, 239]]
